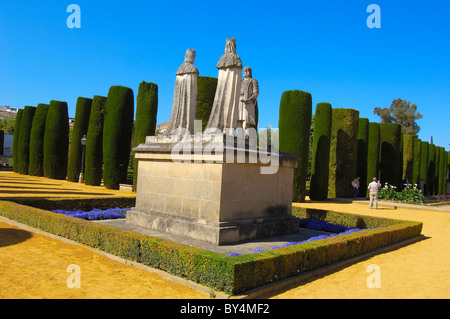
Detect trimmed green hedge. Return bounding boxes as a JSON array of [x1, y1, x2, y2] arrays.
[[444, 151, 450, 194], [85, 95, 107, 186], [12, 109, 23, 172], [412, 138, 421, 186], [67, 97, 92, 182], [279, 90, 312, 202], [438, 147, 446, 195], [419, 141, 429, 192], [446, 152, 449, 195], [379, 123, 402, 188], [328, 108, 359, 198], [43, 100, 70, 180], [356, 118, 369, 196], [29, 104, 49, 176], [7, 196, 135, 211], [17, 106, 36, 174], [197, 76, 218, 131], [402, 134, 415, 184], [427, 143, 435, 195], [0, 201, 422, 295], [366, 122, 380, 195], [0, 130, 3, 155], [103, 86, 134, 190], [310, 102, 332, 201], [133, 81, 158, 191]]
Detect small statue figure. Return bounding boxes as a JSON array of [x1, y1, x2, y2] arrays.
[[205, 38, 242, 133], [238, 67, 259, 130], [165, 49, 199, 135]]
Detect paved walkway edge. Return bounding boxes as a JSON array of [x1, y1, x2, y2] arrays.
[[240, 235, 426, 299], [0, 216, 230, 299], [0, 215, 426, 299]]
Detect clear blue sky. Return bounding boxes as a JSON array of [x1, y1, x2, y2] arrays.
[[1, 0, 449, 150]]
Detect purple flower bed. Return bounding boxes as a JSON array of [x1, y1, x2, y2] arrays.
[[227, 219, 368, 257], [51, 207, 131, 221]]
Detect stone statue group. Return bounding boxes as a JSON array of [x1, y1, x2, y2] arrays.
[[165, 38, 259, 136]]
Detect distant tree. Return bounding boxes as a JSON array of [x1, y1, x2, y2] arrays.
[[0, 117, 16, 133], [374, 98, 423, 135]]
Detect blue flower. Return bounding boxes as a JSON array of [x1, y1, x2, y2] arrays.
[[228, 225, 370, 256], [253, 248, 267, 253], [227, 252, 241, 257], [52, 207, 130, 221]]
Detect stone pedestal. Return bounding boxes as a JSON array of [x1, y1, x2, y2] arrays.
[[127, 134, 299, 245]]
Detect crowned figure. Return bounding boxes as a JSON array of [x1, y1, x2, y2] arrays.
[[165, 49, 199, 135], [205, 38, 242, 133]]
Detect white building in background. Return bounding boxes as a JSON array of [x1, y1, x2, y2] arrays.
[[0, 105, 18, 113], [3, 134, 13, 156]]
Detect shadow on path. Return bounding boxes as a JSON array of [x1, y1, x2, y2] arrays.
[[0, 228, 33, 248], [252, 235, 430, 299]]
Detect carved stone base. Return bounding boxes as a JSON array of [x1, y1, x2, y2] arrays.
[[127, 209, 299, 246], [127, 135, 299, 245]]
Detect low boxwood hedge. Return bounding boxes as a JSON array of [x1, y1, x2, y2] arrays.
[[0, 201, 422, 295], [4, 196, 136, 211]]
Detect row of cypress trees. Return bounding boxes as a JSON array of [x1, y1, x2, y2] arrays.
[[12, 76, 222, 191], [279, 90, 449, 202], [12, 81, 160, 190]]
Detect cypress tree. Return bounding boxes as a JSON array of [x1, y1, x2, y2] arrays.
[[133, 81, 158, 191], [328, 108, 359, 198], [29, 104, 49, 176], [402, 134, 415, 185], [438, 147, 446, 195], [445, 151, 449, 195], [197, 76, 218, 131], [279, 90, 312, 202], [85, 95, 107, 186], [17, 106, 37, 174], [412, 138, 421, 186], [0, 130, 3, 156], [427, 144, 435, 195], [310, 102, 332, 201], [103, 86, 134, 190], [13, 109, 23, 172], [379, 123, 402, 188], [367, 122, 380, 195], [356, 118, 369, 196], [43, 100, 69, 180], [67, 97, 93, 182], [419, 141, 429, 193], [434, 146, 441, 194]]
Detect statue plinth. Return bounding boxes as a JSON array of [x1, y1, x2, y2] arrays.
[[127, 134, 300, 245]]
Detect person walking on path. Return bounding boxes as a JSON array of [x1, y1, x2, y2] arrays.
[[368, 177, 382, 209], [352, 177, 360, 198]]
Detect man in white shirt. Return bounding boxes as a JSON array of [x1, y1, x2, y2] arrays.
[[367, 177, 382, 209]]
